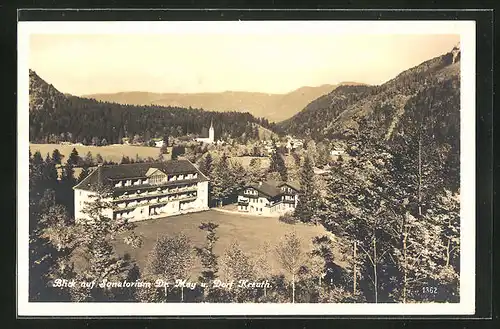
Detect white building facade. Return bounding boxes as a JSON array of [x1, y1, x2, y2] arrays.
[[237, 180, 300, 217], [73, 160, 209, 223]]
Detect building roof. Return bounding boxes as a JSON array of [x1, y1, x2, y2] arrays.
[[246, 179, 301, 198], [74, 160, 208, 192]]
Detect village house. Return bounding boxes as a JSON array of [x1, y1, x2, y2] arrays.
[[237, 180, 301, 216], [73, 160, 209, 222], [285, 135, 304, 151], [330, 149, 345, 156]]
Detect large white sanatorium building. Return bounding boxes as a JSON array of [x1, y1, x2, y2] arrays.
[[73, 160, 209, 222]]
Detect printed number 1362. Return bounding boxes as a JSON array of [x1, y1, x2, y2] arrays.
[[422, 286, 437, 294]]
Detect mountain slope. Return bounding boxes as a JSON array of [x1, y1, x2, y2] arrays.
[[279, 46, 460, 146], [29, 70, 279, 144], [83, 82, 366, 122]]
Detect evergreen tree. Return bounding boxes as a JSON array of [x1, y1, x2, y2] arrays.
[[198, 153, 213, 177], [210, 154, 233, 207], [78, 166, 90, 183], [95, 153, 104, 164], [84, 151, 94, 166], [269, 143, 288, 181], [67, 148, 80, 167], [120, 155, 131, 164], [195, 222, 225, 302], [51, 149, 63, 165], [43, 154, 59, 188], [171, 146, 185, 160], [305, 140, 318, 167], [70, 183, 142, 301], [294, 156, 318, 223], [40, 203, 79, 301], [249, 158, 265, 182], [230, 161, 249, 196]]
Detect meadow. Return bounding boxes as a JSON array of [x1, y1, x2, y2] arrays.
[[29, 143, 162, 164], [104, 210, 345, 281]]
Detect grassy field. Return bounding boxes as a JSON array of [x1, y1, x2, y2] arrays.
[[230, 156, 270, 170], [107, 210, 343, 280], [29, 143, 162, 164]]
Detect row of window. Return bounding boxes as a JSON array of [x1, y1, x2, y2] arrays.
[[240, 205, 263, 212], [113, 173, 198, 188]]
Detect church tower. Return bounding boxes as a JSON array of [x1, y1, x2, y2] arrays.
[[209, 120, 215, 143]]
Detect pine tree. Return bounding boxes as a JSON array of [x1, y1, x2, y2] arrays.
[[318, 134, 397, 303], [78, 166, 90, 183], [305, 140, 318, 167], [51, 149, 63, 165], [84, 151, 94, 166], [67, 148, 81, 167], [210, 154, 233, 207], [120, 155, 130, 164], [294, 156, 318, 223], [70, 183, 142, 301], [249, 158, 265, 182], [95, 153, 104, 164], [43, 153, 59, 189], [40, 203, 79, 301], [29, 189, 58, 301], [198, 153, 213, 177], [269, 143, 288, 181], [230, 161, 249, 196], [195, 222, 224, 302]]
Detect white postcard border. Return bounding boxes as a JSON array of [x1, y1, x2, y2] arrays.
[[17, 20, 476, 316]]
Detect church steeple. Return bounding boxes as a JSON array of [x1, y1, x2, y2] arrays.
[[209, 119, 215, 142]]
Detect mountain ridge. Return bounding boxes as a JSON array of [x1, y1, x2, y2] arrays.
[[82, 82, 368, 122]]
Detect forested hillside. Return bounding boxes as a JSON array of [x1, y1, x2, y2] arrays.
[[280, 47, 460, 145], [29, 70, 280, 144]]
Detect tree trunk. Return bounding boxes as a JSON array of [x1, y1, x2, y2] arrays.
[[418, 130, 422, 217], [403, 232, 408, 303], [292, 274, 295, 303], [373, 238, 378, 304], [446, 238, 451, 267], [353, 240, 357, 295], [181, 286, 184, 302]]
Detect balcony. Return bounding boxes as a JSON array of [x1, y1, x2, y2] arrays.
[[238, 199, 249, 206], [113, 184, 198, 202]]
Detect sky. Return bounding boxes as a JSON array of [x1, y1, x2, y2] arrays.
[[29, 31, 460, 95]]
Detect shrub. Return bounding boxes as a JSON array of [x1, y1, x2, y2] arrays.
[[278, 212, 297, 225]]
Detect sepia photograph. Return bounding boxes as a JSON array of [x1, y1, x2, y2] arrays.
[[17, 19, 476, 316]]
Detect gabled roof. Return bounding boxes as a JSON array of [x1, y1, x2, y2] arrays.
[[248, 181, 281, 198], [244, 179, 301, 198], [74, 160, 208, 192]]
